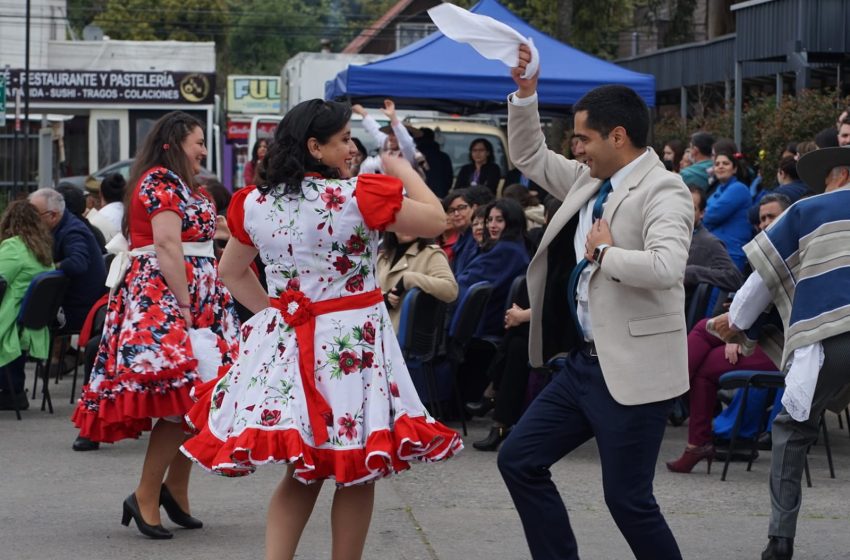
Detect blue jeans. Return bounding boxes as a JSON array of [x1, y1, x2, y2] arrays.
[[497, 350, 681, 560]]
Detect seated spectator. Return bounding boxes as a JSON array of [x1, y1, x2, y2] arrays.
[[815, 126, 839, 149], [87, 173, 125, 244], [703, 150, 752, 269], [454, 138, 502, 194], [666, 194, 789, 474], [502, 183, 545, 230], [456, 198, 530, 338], [444, 188, 492, 274], [56, 185, 106, 253], [470, 206, 487, 247], [527, 196, 561, 251], [201, 179, 233, 258], [29, 188, 107, 331], [0, 201, 55, 411], [377, 232, 458, 332], [680, 131, 715, 191], [465, 276, 532, 452], [686, 186, 744, 307], [415, 127, 454, 198], [781, 143, 797, 160], [796, 140, 817, 159], [747, 157, 811, 226], [662, 139, 686, 172]]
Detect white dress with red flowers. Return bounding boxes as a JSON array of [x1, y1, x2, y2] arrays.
[[181, 174, 462, 486], [72, 167, 241, 443]]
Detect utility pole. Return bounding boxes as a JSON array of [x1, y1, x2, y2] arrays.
[[23, 0, 31, 195]]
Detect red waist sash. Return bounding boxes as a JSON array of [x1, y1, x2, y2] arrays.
[[269, 288, 384, 446]]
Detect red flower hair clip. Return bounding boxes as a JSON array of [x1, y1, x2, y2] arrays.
[[734, 152, 743, 159], [163, 143, 170, 151]]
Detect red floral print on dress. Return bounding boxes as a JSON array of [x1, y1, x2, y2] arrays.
[[339, 351, 361, 375], [338, 413, 358, 440], [260, 409, 282, 426]]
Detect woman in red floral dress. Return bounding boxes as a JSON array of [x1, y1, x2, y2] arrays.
[[181, 99, 461, 559], [72, 111, 240, 539]]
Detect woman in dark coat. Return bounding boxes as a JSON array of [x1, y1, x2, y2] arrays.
[[455, 137, 502, 195]]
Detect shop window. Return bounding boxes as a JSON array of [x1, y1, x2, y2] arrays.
[[97, 119, 120, 169]]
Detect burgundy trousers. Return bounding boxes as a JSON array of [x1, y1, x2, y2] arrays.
[[686, 318, 777, 446]]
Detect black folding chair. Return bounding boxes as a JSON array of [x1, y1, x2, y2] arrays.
[[69, 301, 108, 403], [18, 271, 69, 415], [717, 370, 834, 486], [685, 282, 714, 332], [445, 281, 494, 436], [396, 288, 448, 417]]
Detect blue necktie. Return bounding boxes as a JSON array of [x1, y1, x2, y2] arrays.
[[567, 179, 613, 334]]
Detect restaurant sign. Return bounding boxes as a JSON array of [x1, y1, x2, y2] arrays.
[[4, 69, 215, 105]]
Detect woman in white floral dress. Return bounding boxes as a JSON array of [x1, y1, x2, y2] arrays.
[[181, 99, 462, 559]]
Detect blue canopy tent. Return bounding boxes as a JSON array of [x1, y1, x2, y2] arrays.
[[326, 0, 655, 114]]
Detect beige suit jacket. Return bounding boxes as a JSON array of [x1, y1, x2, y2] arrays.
[[509, 97, 692, 405], [376, 243, 458, 332]]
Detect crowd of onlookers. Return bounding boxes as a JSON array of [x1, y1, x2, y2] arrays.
[[2, 103, 846, 465]]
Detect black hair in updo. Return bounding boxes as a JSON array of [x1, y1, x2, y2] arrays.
[[262, 99, 353, 196]]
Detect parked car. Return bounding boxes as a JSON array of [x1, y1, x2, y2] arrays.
[[59, 159, 217, 194]]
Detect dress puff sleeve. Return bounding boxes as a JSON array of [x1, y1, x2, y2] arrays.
[[138, 167, 185, 218], [355, 174, 404, 231], [226, 186, 256, 247]]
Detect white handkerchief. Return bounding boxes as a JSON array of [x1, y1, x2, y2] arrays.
[[428, 3, 540, 79], [188, 327, 224, 383], [781, 343, 824, 422]]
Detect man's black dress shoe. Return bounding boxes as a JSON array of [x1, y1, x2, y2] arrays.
[[72, 436, 100, 451], [472, 425, 511, 451], [761, 536, 793, 559]]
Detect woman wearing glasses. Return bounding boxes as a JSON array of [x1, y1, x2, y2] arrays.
[[455, 138, 502, 194]]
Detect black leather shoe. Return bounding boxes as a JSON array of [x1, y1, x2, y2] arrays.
[[72, 436, 100, 452], [761, 536, 793, 559], [122, 494, 173, 539], [464, 396, 496, 417], [160, 484, 203, 529], [472, 425, 511, 451]]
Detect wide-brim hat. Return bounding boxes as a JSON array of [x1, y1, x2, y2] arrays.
[[378, 123, 422, 138], [797, 146, 850, 194]]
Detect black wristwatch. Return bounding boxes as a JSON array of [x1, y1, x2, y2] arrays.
[[592, 243, 611, 265]]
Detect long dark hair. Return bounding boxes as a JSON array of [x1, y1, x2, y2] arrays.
[[482, 198, 527, 251], [262, 99, 352, 196], [381, 231, 433, 257], [468, 137, 495, 164], [250, 138, 268, 165], [124, 111, 204, 231], [0, 200, 53, 266], [128, 111, 203, 193]]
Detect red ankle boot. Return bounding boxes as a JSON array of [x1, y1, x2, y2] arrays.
[[666, 444, 715, 474]]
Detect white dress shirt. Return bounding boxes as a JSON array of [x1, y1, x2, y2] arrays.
[[510, 90, 655, 340], [729, 271, 823, 421]]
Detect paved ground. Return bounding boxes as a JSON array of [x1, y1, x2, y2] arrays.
[[2, 369, 850, 559]]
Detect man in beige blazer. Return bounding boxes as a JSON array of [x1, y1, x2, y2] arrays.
[[497, 46, 692, 560]]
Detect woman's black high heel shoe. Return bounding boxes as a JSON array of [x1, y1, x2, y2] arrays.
[[160, 484, 203, 529], [472, 425, 511, 451], [122, 494, 173, 539], [465, 396, 496, 417]]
